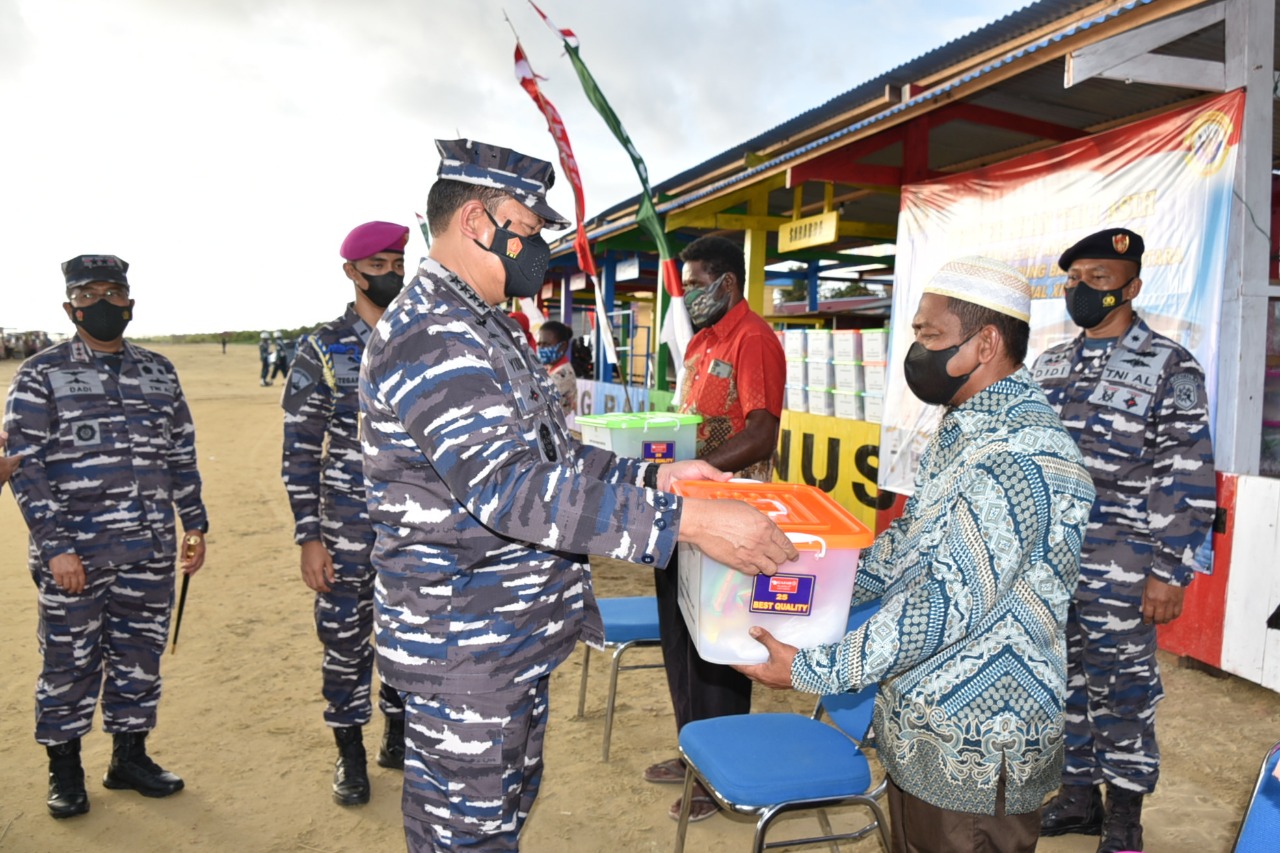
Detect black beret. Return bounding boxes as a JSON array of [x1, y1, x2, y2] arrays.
[[1058, 228, 1144, 273]]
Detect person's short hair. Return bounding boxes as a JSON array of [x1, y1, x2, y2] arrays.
[[540, 320, 572, 344], [945, 296, 1030, 365], [679, 235, 746, 292], [426, 179, 511, 237]]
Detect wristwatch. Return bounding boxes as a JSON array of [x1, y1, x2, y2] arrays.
[[643, 463, 660, 490]]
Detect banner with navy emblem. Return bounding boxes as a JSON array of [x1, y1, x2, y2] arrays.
[[881, 90, 1243, 495]]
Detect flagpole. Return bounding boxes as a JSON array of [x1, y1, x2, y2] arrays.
[[527, 0, 692, 401]]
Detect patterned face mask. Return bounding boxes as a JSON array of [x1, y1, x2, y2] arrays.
[[536, 343, 565, 365], [684, 274, 731, 329], [474, 210, 550, 299]]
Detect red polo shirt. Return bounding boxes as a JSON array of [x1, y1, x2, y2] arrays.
[[678, 299, 786, 454]]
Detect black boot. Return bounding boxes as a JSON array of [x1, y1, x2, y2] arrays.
[[1041, 784, 1104, 836], [333, 726, 370, 806], [1097, 787, 1144, 853], [46, 739, 89, 819], [102, 731, 184, 798], [376, 716, 405, 770]]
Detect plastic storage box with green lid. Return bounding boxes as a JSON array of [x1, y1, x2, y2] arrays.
[[576, 412, 702, 464]]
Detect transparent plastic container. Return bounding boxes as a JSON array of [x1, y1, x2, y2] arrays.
[[576, 412, 702, 463], [672, 481, 874, 664]]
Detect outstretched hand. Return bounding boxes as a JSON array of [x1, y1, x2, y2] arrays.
[[655, 459, 731, 492], [732, 627, 798, 690], [679, 497, 799, 577]]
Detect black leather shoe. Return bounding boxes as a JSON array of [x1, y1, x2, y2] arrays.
[[1098, 788, 1144, 852], [103, 732, 184, 798], [46, 740, 90, 819], [377, 717, 405, 770], [1041, 784, 1104, 836], [333, 726, 370, 806]]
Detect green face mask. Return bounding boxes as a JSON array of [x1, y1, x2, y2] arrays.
[[684, 274, 731, 329]]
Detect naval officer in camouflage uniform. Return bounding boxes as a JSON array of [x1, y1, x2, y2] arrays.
[[4, 255, 208, 819], [1033, 229, 1214, 853], [282, 221, 411, 807], [359, 138, 797, 851]]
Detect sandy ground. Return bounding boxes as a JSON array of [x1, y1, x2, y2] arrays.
[[0, 342, 1278, 853]]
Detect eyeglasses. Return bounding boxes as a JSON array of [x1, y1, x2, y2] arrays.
[[68, 286, 131, 307]]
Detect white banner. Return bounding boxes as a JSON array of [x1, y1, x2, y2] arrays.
[[881, 91, 1243, 495]]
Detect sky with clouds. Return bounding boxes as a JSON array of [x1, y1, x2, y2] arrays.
[[0, 0, 1033, 336]]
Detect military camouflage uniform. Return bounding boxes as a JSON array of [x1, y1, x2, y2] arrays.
[[282, 304, 403, 728], [3, 338, 207, 745], [1032, 315, 1214, 794], [360, 259, 680, 850], [259, 337, 272, 384]]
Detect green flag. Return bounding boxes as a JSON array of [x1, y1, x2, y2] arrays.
[[529, 2, 690, 389]]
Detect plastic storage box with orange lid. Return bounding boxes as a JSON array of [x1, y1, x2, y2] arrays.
[[670, 480, 874, 665]]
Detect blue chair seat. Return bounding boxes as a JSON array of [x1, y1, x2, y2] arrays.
[[599, 596, 660, 644], [680, 713, 872, 806], [576, 596, 663, 761], [1235, 741, 1280, 851], [674, 686, 888, 853]]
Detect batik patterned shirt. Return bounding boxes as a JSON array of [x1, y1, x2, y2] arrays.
[[679, 299, 785, 480], [791, 368, 1095, 815]]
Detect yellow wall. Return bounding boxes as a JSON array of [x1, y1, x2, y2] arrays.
[[774, 411, 888, 530]]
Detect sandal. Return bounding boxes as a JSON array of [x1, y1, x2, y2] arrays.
[[643, 757, 686, 784], [668, 781, 719, 823]]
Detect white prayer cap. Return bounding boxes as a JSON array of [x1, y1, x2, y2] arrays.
[[923, 256, 1031, 322]]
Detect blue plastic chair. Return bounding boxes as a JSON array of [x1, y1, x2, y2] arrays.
[[672, 597, 887, 853], [673, 685, 888, 853], [575, 596, 664, 761], [1234, 741, 1280, 851]]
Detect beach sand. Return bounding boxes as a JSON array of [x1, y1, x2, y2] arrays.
[[0, 342, 1277, 852]]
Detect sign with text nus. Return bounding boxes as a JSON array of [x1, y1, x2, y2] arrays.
[[774, 410, 887, 530]]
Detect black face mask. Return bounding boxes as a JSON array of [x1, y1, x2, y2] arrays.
[[360, 270, 405, 309], [1065, 279, 1134, 329], [902, 333, 977, 406], [73, 299, 132, 342], [474, 210, 550, 299]]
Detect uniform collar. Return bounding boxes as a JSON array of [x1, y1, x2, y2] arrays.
[[341, 303, 371, 345], [422, 257, 494, 322], [1069, 313, 1151, 358], [69, 335, 137, 363]]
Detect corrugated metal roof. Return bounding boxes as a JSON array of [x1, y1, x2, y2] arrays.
[[652, 0, 1154, 214], [580, 0, 1119, 229], [556, 0, 1258, 261]]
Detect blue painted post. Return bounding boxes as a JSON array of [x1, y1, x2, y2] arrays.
[[807, 262, 820, 313]]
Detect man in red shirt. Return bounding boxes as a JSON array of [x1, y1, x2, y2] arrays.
[[645, 235, 787, 822]]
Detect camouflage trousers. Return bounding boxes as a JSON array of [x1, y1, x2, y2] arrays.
[[32, 555, 174, 746], [401, 676, 549, 852], [315, 525, 403, 727], [1062, 577, 1164, 793]]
